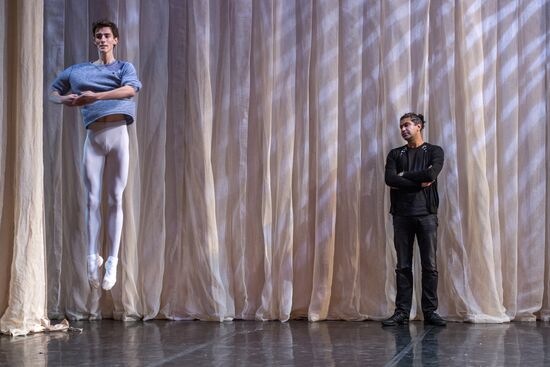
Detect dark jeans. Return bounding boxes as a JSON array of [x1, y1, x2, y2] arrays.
[[393, 214, 438, 316]]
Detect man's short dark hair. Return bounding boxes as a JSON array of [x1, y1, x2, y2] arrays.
[[92, 19, 119, 39], [400, 112, 426, 130]]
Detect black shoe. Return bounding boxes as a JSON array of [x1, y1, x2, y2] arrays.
[[382, 312, 409, 326], [424, 312, 447, 326]]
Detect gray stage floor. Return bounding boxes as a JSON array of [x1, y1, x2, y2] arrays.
[[1, 319, 550, 366]]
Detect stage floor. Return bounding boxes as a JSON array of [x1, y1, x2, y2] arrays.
[[1, 319, 549, 366]]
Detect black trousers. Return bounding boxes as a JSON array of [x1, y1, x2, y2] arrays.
[[393, 214, 438, 315]]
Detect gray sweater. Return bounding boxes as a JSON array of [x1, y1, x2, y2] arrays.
[[51, 61, 142, 128]]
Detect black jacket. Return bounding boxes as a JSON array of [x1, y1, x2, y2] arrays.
[[385, 143, 444, 215]]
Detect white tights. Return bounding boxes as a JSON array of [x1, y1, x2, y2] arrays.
[[83, 121, 129, 289]]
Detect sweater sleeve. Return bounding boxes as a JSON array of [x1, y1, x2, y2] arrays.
[[401, 145, 444, 182], [50, 66, 73, 95], [385, 150, 421, 190], [121, 62, 142, 92]]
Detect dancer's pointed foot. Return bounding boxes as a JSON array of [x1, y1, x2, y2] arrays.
[[87, 254, 104, 289], [102, 256, 118, 290]]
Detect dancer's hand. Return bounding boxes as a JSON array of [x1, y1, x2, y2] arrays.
[[49, 91, 79, 106], [60, 94, 79, 106], [73, 91, 99, 106]]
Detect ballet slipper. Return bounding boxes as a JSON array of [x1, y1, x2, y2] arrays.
[[102, 256, 118, 291], [87, 254, 104, 289]]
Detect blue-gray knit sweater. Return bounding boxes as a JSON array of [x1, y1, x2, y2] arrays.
[[51, 61, 142, 128]]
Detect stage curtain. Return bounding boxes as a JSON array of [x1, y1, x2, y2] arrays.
[[30, 0, 550, 324], [0, 0, 47, 335]]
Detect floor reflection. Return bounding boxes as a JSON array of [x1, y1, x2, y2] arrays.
[[1, 320, 550, 366], [382, 323, 444, 366]]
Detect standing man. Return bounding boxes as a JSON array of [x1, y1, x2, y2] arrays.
[[382, 113, 446, 327]]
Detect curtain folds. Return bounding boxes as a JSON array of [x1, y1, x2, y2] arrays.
[[1, 1, 549, 332], [0, 0, 46, 335]]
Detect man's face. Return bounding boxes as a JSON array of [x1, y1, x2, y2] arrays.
[[400, 118, 421, 141], [93, 27, 118, 54]]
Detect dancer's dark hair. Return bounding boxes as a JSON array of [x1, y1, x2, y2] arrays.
[[92, 19, 119, 39]]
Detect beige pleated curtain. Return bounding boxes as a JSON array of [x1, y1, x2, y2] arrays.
[[1, 0, 549, 335]]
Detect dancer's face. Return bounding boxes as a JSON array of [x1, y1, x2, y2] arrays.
[[94, 27, 118, 56]]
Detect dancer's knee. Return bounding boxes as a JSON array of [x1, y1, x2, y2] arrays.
[[107, 191, 123, 209], [87, 193, 101, 211]]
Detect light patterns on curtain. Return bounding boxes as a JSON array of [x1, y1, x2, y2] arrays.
[[24, 0, 550, 324]]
